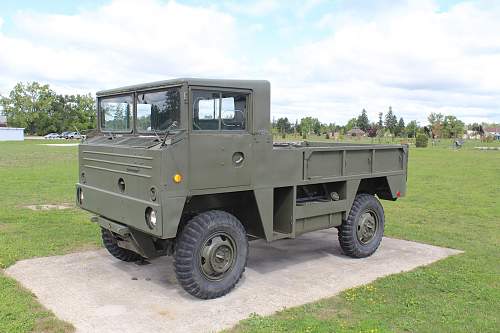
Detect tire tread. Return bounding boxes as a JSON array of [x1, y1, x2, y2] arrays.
[[338, 193, 385, 258], [101, 228, 142, 262], [174, 210, 248, 299]]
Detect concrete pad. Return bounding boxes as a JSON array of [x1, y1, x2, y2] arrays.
[[39, 143, 79, 146], [6, 229, 461, 333]]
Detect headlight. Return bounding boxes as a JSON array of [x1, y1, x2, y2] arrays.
[[145, 207, 157, 229]]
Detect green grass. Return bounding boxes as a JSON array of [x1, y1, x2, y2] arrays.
[[229, 139, 500, 332], [0, 275, 74, 333], [0, 140, 100, 332], [0, 138, 499, 332]]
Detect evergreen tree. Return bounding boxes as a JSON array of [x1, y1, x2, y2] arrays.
[[395, 117, 405, 137], [357, 109, 370, 131], [384, 106, 398, 134]]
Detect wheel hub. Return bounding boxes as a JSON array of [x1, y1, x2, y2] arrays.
[[357, 211, 378, 244], [200, 233, 236, 280]]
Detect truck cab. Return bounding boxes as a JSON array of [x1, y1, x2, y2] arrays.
[[77, 78, 408, 299]]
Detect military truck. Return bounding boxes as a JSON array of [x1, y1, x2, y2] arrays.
[[76, 78, 408, 299]]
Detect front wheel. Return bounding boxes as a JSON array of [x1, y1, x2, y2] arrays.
[[174, 210, 248, 299], [101, 228, 143, 262], [339, 193, 385, 258]]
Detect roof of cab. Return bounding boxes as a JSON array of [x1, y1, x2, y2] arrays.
[[96, 78, 270, 97]]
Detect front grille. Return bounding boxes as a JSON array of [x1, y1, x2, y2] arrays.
[[81, 149, 154, 180]]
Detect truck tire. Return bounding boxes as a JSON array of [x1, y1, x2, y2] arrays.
[[339, 193, 385, 258], [174, 210, 248, 299], [101, 228, 142, 262]]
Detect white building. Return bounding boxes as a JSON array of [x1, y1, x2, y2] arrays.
[[0, 110, 25, 141], [0, 127, 25, 141]]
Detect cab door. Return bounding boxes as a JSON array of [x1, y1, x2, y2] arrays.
[[188, 87, 252, 190]]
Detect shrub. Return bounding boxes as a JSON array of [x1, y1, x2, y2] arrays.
[[483, 135, 493, 143], [416, 134, 429, 148]]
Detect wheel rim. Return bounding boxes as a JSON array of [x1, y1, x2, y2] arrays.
[[356, 210, 378, 244], [199, 232, 237, 281]]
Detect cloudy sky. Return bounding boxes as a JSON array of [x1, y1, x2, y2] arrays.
[[1, 0, 499, 125]]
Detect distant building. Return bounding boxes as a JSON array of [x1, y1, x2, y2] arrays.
[[0, 128, 25, 141], [484, 127, 500, 140], [346, 127, 365, 137], [0, 109, 25, 141], [463, 130, 481, 140]]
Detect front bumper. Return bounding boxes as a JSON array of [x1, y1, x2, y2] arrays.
[[76, 183, 162, 237], [94, 216, 162, 258]]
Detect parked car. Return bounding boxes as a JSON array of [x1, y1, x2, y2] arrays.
[[60, 131, 72, 139], [44, 133, 60, 139], [67, 132, 82, 140]]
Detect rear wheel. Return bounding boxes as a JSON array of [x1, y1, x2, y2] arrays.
[[339, 194, 385, 258], [174, 210, 248, 299], [101, 228, 142, 262]]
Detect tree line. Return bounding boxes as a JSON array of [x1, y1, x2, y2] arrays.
[[1, 81, 493, 139], [272, 107, 479, 140], [0, 82, 95, 135]]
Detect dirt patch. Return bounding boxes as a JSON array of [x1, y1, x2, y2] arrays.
[[33, 316, 75, 333], [24, 204, 74, 211], [313, 298, 353, 321], [69, 243, 101, 254]]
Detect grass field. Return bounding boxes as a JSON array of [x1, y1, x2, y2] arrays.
[[0, 138, 499, 332], [0, 141, 100, 333]]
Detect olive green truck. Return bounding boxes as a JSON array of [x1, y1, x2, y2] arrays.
[[76, 78, 408, 299]]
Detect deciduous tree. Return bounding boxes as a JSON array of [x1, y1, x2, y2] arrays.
[[0, 82, 96, 135], [427, 112, 444, 138]]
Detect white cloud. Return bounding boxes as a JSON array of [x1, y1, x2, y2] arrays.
[[0, 0, 499, 125], [265, 0, 500, 124], [0, 0, 241, 93], [224, 0, 281, 16]]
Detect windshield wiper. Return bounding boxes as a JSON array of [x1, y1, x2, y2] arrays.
[[105, 131, 115, 140], [161, 121, 178, 147], [151, 128, 161, 141]]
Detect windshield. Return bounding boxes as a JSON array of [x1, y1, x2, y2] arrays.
[[136, 88, 181, 132], [100, 95, 133, 132]]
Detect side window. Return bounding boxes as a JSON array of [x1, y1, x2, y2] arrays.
[[193, 91, 220, 130], [199, 99, 219, 120], [192, 90, 247, 131], [221, 92, 246, 130]]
